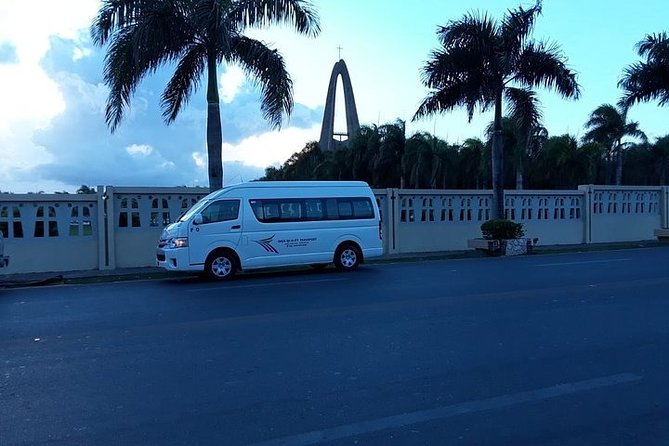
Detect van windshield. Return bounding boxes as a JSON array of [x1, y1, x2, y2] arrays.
[[178, 199, 210, 223]]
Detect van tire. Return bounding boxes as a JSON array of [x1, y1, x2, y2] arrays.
[[334, 243, 361, 272], [205, 249, 237, 280]]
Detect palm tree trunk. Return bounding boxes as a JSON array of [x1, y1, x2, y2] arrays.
[[206, 53, 223, 192], [615, 141, 623, 186], [515, 154, 524, 190], [491, 90, 504, 220]]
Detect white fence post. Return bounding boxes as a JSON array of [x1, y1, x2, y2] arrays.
[[96, 185, 108, 270], [105, 186, 116, 270], [663, 186, 669, 229], [578, 185, 593, 244]]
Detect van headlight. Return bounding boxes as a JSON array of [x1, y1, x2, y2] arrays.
[[167, 237, 188, 248]]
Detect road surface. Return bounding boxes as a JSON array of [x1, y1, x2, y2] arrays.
[[2, 248, 669, 445]]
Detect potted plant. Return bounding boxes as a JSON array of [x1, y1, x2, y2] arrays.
[[480, 219, 536, 256]]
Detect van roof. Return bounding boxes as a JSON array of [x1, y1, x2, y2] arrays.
[[223, 181, 369, 190], [224, 181, 369, 189], [204, 181, 372, 200]]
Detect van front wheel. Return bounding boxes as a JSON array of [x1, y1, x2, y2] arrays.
[[205, 250, 237, 280], [334, 244, 361, 271]]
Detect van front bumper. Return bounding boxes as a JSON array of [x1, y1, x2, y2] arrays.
[[156, 248, 200, 272]]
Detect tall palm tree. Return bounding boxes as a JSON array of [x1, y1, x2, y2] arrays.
[[582, 104, 646, 185], [485, 117, 521, 190], [413, 1, 580, 219], [91, 0, 320, 191], [619, 32, 669, 109]]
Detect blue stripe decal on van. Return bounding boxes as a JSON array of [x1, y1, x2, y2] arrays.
[[254, 235, 279, 254]]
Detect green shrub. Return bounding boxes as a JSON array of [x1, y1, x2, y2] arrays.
[[481, 219, 525, 240]]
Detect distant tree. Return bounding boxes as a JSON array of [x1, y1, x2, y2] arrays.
[[375, 120, 406, 188], [535, 135, 581, 188], [619, 32, 669, 109], [459, 138, 489, 189], [403, 133, 435, 189], [583, 104, 646, 185], [652, 135, 669, 185], [91, 0, 320, 191], [77, 185, 96, 194], [414, 1, 580, 218]]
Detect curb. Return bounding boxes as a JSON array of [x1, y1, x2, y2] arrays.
[[1, 241, 665, 288]]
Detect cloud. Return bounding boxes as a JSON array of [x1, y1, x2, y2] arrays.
[[220, 65, 246, 104], [218, 124, 321, 168], [126, 144, 154, 157], [3, 36, 322, 192]]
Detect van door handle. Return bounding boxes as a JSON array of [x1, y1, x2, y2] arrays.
[[231, 225, 241, 230]]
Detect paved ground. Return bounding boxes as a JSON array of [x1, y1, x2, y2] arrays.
[[1, 247, 668, 445]]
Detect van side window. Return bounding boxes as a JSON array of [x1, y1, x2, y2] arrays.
[[304, 199, 323, 219], [280, 201, 302, 221], [251, 197, 375, 223], [201, 200, 240, 224], [352, 199, 374, 218], [337, 201, 354, 218]]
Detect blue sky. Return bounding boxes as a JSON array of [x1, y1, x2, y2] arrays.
[[0, 0, 668, 192]]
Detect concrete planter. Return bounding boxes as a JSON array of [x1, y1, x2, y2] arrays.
[[500, 238, 532, 256], [467, 237, 536, 256]]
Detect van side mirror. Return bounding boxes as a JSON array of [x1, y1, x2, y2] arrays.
[[192, 214, 203, 226]]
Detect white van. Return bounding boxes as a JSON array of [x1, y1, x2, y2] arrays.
[[156, 181, 383, 279]]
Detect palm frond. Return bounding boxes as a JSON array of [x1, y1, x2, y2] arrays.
[[500, 1, 542, 60], [229, 0, 320, 36], [229, 36, 293, 128], [619, 61, 669, 108], [161, 44, 207, 123], [636, 32, 669, 61], [413, 80, 492, 122], [505, 87, 543, 129], [515, 40, 580, 99], [437, 11, 497, 56], [91, 0, 141, 45], [102, 28, 144, 131]]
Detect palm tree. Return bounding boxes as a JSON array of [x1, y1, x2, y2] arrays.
[[582, 104, 646, 185], [91, 0, 320, 191], [536, 135, 580, 188], [375, 120, 406, 188], [459, 138, 488, 189], [486, 117, 521, 189], [413, 1, 580, 219], [651, 135, 669, 185], [619, 32, 669, 109], [506, 88, 543, 189]]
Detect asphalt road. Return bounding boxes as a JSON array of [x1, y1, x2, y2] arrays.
[[2, 247, 669, 445]]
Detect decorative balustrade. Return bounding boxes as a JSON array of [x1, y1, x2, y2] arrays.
[[0, 185, 667, 273]]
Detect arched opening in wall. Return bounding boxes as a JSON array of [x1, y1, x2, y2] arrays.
[[333, 75, 348, 143]]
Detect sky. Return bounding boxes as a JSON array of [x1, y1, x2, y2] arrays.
[[0, 0, 668, 193]]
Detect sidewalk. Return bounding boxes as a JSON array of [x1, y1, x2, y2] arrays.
[[1, 241, 664, 288]]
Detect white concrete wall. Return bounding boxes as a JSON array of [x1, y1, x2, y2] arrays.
[[580, 186, 667, 243], [1, 185, 667, 274], [107, 187, 207, 269], [0, 193, 102, 274]]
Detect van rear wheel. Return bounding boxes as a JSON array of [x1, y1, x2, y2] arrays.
[[205, 250, 237, 280], [334, 244, 361, 271]]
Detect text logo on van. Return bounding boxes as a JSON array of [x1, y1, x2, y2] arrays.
[[254, 235, 279, 254]]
